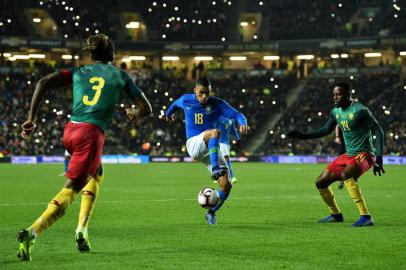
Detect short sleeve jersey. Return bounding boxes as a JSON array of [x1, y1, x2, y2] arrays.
[[331, 102, 376, 156], [60, 63, 142, 131]]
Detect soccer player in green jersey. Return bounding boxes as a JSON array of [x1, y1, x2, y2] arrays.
[[287, 82, 385, 226], [17, 34, 152, 261]]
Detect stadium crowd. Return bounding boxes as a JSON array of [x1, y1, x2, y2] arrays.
[[263, 74, 406, 156], [0, 61, 295, 157]]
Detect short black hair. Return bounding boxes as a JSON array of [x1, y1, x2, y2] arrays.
[[196, 77, 211, 88], [334, 82, 351, 95], [83, 34, 114, 62]]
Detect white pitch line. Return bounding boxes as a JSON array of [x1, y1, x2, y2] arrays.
[[0, 194, 393, 207]]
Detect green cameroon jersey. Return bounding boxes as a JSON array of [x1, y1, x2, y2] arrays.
[[63, 63, 143, 131], [331, 102, 378, 156]]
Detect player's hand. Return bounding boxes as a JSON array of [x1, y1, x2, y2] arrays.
[[125, 108, 139, 121], [373, 156, 385, 176], [334, 136, 342, 145], [239, 125, 250, 135], [21, 120, 36, 140], [165, 114, 176, 123], [287, 130, 306, 139]]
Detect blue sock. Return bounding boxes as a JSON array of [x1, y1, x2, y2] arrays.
[[226, 159, 234, 178], [64, 159, 69, 172], [208, 137, 220, 169], [210, 189, 229, 213]]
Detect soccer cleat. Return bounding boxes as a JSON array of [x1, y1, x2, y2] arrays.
[[211, 166, 227, 180], [231, 177, 238, 183], [352, 215, 374, 227], [75, 231, 91, 252], [318, 213, 344, 223], [17, 229, 35, 261], [205, 211, 217, 225]]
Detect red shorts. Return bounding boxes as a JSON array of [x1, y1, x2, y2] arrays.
[[327, 152, 375, 178], [63, 122, 105, 183]]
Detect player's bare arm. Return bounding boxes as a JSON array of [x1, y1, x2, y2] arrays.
[[21, 72, 72, 139]]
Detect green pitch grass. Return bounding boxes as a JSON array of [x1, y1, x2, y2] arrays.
[[1, 163, 405, 270]]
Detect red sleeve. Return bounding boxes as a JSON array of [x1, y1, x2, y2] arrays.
[[60, 69, 73, 84]]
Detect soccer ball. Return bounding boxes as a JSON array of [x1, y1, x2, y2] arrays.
[[198, 187, 219, 209]]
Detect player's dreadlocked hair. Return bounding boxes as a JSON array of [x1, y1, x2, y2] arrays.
[[83, 34, 114, 62]]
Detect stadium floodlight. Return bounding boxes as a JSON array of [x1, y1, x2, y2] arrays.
[[29, 54, 46, 59], [129, 56, 146, 61], [126, 21, 140, 29], [340, 53, 349, 58], [229, 56, 247, 61], [297, 55, 314, 60], [399, 51, 406, 56], [263, 56, 280, 60], [240, 21, 248, 27], [162, 56, 180, 61], [330, 54, 339, 59], [364, 52, 381, 58], [62, 55, 73, 59], [13, 55, 30, 60], [33, 18, 41, 23], [194, 56, 213, 61], [393, 4, 400, 11]]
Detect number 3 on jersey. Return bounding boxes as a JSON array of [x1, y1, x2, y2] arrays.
[[195, 113, 203, 124], [83, 77, 105, 106]]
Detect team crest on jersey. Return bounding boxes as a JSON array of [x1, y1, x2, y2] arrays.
[[349, 113, 354, 120], [335, 114, 339, 119], [205, 105, 212, 113]]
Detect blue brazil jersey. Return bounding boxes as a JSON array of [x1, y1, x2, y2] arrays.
[[165, 94, 247, 139], [217, 116, 240, 144]]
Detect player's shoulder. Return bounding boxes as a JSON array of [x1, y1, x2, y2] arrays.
[[181, 93, 195, 101], [209, 96, 227, 106], [352, 102, 369, 112]]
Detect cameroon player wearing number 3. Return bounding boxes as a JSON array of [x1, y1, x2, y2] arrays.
[[165, 78, 250, 225], [287, 82, 385, 226], [17, 34, 152, 261]]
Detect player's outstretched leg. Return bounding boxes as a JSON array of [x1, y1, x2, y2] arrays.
[[344, 179, 374, 226], [206, 173, 232, 225], [76, 173, 103, 252], [316, 170, 343, 223], [17, 186, 78, 261]]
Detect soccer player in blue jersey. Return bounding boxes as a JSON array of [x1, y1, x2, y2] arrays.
[[216, 116, 240, 183], [165, 78, 250, 225]]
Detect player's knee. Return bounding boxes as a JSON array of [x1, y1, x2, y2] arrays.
[[93, 175, 104, 184], [315, 178, 328, 189], [210, 129, 221, 138], [340, 171, 350, 181]]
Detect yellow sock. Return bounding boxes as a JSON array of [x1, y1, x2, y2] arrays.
[[77, 175, 103, 232], [344, 178, 369, 215], [30, 188, 77, 236], [318, 187, 341, 214]]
